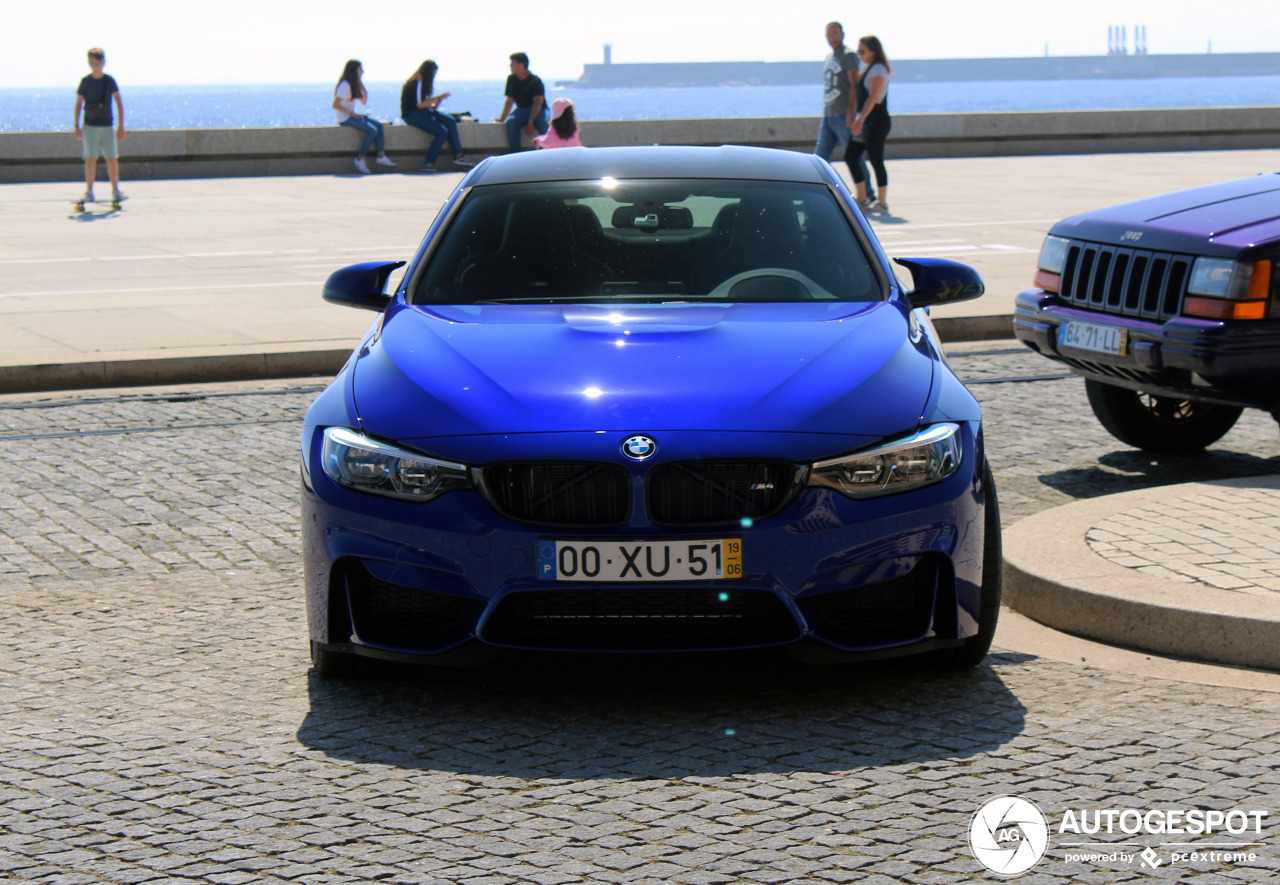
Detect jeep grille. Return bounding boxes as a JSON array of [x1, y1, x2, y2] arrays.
[[1059, 241, 1193, 322]]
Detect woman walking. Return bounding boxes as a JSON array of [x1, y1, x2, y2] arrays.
[[333, 60, 394, 174], [845, 36, 891, 213], [400, 60, 474, 173]]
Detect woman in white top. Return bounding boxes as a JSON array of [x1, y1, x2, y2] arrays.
[[333, 60, 395, 174], [844, 36, 892, 213]]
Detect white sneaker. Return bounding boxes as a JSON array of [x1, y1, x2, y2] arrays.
[[112, 190, 127, 202], [452, 155, 475, 167], [82, 190, 94, 203], [353, 157, 370, 174], [375, 155, 396, 167]]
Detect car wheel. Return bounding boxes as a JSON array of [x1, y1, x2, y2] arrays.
[[1084, 380, 1243, 453], [932, 459, 1001, 670], [310, 640, 360, 679]]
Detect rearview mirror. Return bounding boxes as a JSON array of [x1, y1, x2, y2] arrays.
[[322, 261, 406, 312], [894, 257, 984, 309]]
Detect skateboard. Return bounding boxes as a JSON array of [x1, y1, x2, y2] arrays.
[[73, 196, 124, 213]]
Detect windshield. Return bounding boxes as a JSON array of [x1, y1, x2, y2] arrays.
[[412, 179, 883, 305]]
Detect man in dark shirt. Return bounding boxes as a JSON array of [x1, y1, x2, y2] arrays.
[[74, 47, 127, 204], [497, 53, 549, 152]]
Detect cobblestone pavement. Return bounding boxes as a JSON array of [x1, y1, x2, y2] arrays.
[[1086, 487, 1280, 595], [2, 350, 1279, 883]]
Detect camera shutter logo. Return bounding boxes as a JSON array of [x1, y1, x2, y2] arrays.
[[970, 796, 1050, 876]]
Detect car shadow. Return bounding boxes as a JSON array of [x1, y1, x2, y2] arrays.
[[296, 650, 1030, 780], [1038, 449, 1280, 500]]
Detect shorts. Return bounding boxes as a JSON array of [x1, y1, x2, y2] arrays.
[[82, 125, 119, 160]]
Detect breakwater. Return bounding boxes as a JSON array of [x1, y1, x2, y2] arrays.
[[3, 106, 1278, 184], [560, 52, 1280, 88]]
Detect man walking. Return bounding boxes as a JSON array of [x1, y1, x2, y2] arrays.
[[814, 23, 873, 201], [75, 47, 127, 205], [497, 53, 549, 152]]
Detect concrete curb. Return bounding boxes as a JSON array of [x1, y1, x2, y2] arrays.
[[0, 350, 353, 395], [1003, 475, 1280, 671], [0, 316, 1014, 395]]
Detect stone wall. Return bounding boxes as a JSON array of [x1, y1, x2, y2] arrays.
[[3, 106, 1278, 183]]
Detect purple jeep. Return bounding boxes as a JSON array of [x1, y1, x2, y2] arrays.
[[1014, 173, 1280, 452]]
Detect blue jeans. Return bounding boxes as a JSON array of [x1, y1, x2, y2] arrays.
[[815, 115, 874, 198], [403, 108, 462, 164], [504, 106, 549, 151], [339, 116, 385, 156]]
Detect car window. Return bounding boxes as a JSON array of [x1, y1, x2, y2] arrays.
[[412, 179, 882, 305]]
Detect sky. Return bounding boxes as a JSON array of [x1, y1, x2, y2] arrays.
[[5, 0, 1278, 88]]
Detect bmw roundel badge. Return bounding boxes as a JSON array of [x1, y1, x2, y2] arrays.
[[621, 435, 658, 461]]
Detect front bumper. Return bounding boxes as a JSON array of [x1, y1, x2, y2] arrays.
[[301, 428, 991, 665], [1013, 289, 1280, 411]]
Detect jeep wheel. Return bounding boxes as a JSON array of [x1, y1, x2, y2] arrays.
[[1084, 380, 1242, 453]]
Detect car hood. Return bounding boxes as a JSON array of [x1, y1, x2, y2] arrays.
[[351, 302, 934, 444], [1050, 173, 1280, 255]]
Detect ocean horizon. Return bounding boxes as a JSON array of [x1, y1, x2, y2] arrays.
[[5, 75, 1279, 133]]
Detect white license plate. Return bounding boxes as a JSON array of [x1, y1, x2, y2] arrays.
[[1059, 320, 1128, 356], [538, 538, 743, 582]]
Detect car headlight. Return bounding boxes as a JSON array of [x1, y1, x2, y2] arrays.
[[1184, 257, 1274, 320], [808, 423, 962, 499], [321, 427, 471, 502], [1032, 235, 1070, 293]]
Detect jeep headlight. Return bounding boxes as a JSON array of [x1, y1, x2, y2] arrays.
[[1184, 258, 1273, 320], [809, 423, 962, 499], [321, 427, 471, 502], [1032, 235, 1070, 293]]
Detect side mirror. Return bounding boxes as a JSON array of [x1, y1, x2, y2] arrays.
[[894, 257, 985, 309], [322, 261, 407, 312]]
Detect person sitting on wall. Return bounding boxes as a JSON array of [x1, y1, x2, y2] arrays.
[[400, 60, 475, 173], [496, 53, 549, 152], [333, 60, 395, 174], [533, 98, 582, 149]]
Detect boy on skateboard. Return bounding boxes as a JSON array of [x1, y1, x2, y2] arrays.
[[75, 47, 127, 207]]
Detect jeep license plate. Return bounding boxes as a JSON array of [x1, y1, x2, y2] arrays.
[[1059, 320, 1128, 356]]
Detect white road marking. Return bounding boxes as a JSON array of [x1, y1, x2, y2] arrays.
[[0, 280, 324, 298]]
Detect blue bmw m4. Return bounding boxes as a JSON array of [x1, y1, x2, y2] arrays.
[[301, 145, 999, 675]]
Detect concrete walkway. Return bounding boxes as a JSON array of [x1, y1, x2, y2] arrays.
[[3, 148, 1278, 391], [4, 146, 1280, 678]]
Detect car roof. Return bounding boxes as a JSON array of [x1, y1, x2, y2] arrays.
[[465, 145, 833, 186]]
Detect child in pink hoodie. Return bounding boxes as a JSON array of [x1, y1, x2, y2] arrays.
[[533, 97, 582, 149]]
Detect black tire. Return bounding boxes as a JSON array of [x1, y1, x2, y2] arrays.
[[932, 460, 1001, 670], [310, 640, 361, 679], [1084, 379, 1242, 453]]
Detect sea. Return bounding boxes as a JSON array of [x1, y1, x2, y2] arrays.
[[4, 75, 1280, 132]]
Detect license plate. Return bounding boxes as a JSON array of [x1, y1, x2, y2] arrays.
[[538, 538, 743, 582], [1059, 320, 1128, 356]]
